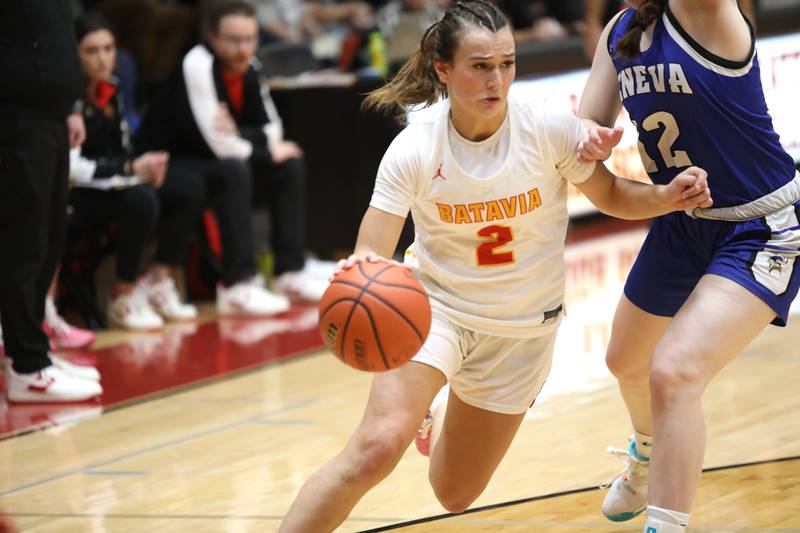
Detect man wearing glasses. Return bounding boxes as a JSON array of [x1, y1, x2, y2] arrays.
[[135, 0, 330, 314]]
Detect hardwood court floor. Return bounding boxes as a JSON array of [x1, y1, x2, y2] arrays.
[[0, 225, 798, 532]]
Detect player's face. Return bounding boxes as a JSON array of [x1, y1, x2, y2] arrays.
[[79, 29, 116, 84], [434, 25, 516, 127], [209, 15, 259, 74]]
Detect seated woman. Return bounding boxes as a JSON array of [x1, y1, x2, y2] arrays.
[[70, 12, 199, 330]]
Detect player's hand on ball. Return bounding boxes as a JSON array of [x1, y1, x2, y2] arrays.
[[332, 252, 410, 281], [663, 166, 713, 211], [577, 125, 624, 162]]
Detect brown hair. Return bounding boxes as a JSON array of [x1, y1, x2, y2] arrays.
[[363, 0, 511, 122], [205, 0, 257, 34], [615, 0, 667, 59]]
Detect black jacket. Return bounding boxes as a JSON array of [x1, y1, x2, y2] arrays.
[[0, 0, 83, 120], [77, 81, 134, 179], [135, 44, 272, 164]]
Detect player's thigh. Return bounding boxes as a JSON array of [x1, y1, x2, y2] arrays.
[[651, 274, 776, 392], [606, 294, 672, 380], [429, 389, 525, 499], [352, 361, 447, 448], [427, 331, 553, 499]]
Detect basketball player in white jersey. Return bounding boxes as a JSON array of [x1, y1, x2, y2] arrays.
[[279, 2, 712, 531]]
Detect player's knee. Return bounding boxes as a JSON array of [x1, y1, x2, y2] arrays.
[[431, 487, 476, 514], [430, 472, 484, 514], [605, 343, 647, 383], [649, 347, 705, 407], [347, 429, 406, 482]]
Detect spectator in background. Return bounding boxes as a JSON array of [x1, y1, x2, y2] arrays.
[[204, 0, 332, 299], [0, 1, 102, 402], [491, 0, 583, 43], [375, 0, 449, 67], [252, 0, 374, 62], [70, 12, 200, 331], [136, 1, 330, 314]]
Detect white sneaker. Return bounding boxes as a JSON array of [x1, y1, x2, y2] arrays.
[[107, 289, 164, 330], [49, 354, 100, 381], [43, 299, 96, 350], [304, 257, 337, 278], [601, 437, 649, 522], [273, 268, 330, 301], [143, 277, 198, 322], [216, 280, 290, 316], [5, 363, 102, 402]]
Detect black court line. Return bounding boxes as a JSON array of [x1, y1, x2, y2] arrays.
[[0, 343, 326, 444], [358, 455, 800, 532]]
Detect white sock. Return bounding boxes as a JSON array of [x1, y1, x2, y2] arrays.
[[634, 430, 653, 460], [644, 505, 689, 532]]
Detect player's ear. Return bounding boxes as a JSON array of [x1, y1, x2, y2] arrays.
[[433, 60, 449, 85]]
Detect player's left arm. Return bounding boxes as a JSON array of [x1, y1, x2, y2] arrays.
[[575, 164, 713, 220]]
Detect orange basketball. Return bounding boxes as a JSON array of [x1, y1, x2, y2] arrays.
[[318, 261, 431, 372]]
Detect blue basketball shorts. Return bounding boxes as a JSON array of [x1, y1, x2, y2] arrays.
[[624, 202, 800, 326]]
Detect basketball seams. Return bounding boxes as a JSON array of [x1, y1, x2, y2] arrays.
[[318, 297, 360, 320], [358, 303, 391, 370], [338, 298, 359, 366], [335, 262, 394, 370], [358, 289, 425, 342], [331, 278, 427, 297], [357, 261, 395, 281], [344, 262, 427, 345]]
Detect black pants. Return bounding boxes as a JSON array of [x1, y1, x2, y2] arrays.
[[251, 156, 306, 275], [0, 114, 69, 373], [68, 185, 160, 283], [156, 157, 256, 286]]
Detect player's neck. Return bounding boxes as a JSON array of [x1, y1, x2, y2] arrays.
[[448, 105, 508, 143]]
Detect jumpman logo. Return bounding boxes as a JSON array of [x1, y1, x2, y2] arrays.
[[432, 164, 446, 181]]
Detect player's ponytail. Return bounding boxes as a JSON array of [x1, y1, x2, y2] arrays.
[[615, 0, 667, 59], [363, 0, 510, 123], [362, 20, 444, 121]]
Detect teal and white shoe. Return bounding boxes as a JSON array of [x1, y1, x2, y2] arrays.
[[601, 438, 649, 522]]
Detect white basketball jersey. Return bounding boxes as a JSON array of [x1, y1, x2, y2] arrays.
[[370, 97, 594, 338]]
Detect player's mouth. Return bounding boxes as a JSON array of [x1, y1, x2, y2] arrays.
[[480, 96, 501, 106]]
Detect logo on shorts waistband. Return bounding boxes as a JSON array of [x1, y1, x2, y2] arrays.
[[767, 255, 789, 275]]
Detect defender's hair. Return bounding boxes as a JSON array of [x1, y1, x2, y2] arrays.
[[616, 0, 667, 59]]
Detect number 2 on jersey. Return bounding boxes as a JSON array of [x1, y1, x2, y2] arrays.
[[476, 225, 515, 266], [633, 111, 693, 172]]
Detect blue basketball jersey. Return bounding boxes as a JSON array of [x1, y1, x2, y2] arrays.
[[608, 7, 796, 208]]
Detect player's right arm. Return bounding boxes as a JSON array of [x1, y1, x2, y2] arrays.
[[577, 11, 626, 162], [353, 207, 406, 259], [335, 127, 420, 276]]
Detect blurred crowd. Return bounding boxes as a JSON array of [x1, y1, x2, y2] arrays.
[[78, 0, 600, 91], [21, 0, 629, 345], [0, 0, 765, 402]]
